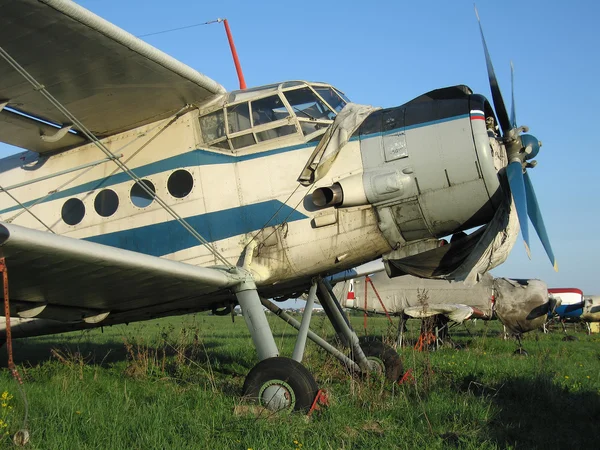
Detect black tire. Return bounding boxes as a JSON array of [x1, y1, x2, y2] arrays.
[[242, 357, 318, 413], [359, 336, 403, 382]]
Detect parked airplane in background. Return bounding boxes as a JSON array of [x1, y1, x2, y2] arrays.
[[548, 289, 600, 332], [337, 270, 553, 352], [0, 1, 556, 411]]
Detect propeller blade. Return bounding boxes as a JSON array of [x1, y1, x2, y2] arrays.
[[475, 7, 511, 135], [510, 61, 517, 128], [506, 161, 530, 258], [524, 172, 558, 271]]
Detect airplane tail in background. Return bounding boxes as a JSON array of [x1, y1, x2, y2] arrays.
[[346, 279, 355, 308]]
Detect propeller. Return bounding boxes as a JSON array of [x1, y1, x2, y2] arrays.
[[475, 7, 557, 271]]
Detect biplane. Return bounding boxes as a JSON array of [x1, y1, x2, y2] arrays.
[[0, 0, 555, 411]]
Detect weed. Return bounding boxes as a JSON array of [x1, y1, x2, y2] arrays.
[[0, 390, 14, 443], [0, 314, 599, 449]]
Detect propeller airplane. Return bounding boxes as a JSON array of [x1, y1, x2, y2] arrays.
[[0, 1, 556, 411], [548, 288, 600, 333], [337, 269, 554, 353]]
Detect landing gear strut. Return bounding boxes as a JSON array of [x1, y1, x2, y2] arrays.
[[513, 334, 529, 356], [235, 272, 403, 412]]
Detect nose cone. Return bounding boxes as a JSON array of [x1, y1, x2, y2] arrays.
[[521, 134, 541, 160], [494, 278, 550, 334]]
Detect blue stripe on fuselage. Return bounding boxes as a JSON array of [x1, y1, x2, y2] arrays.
[[84, 200, 307, 257], [0, 143, 313, 215], [0, 113, 469, 216], [348, 113, 470, 142]]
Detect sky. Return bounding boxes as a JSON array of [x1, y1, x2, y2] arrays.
[[1, 0, 598, 293]]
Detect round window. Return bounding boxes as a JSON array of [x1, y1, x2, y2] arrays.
[[94, 189, 119, 217], [167, 169, 193, 198], [130, 179, 155, 208], [61, 198, 85, 225]]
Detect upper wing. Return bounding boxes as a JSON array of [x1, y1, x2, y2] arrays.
[[0, 222, 241, 337], [404, 304, 489, 322], [0, 0, 225, 154]]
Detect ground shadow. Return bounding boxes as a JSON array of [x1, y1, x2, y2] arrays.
[[0, 335, 245, 372], [469, 375, 600, 449]]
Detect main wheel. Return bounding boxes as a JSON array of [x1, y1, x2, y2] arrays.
[[242, 357, 319, 413], [359, 337, 403, 382]]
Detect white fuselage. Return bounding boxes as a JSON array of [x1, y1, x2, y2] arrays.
[[0, 107, 390, 286]]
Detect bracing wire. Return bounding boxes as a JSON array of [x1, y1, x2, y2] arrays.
[[0, 44, 233, 268], [5, 113, 180, 225], [137, 19, 223, 38], [0, 184, 55, 233]]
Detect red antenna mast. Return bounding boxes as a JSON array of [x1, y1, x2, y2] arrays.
[[217, 18, 247, 90]]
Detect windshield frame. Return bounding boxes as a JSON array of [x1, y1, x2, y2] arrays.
[[198, 81, 349, 151]]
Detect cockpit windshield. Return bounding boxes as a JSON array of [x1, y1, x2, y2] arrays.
[[199, 82, 350, 151], [284, 88, 336, 121], [314, 87, 347, 113]]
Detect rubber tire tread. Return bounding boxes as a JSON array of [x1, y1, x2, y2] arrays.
[[242, 357, 318, 412], [359, 336, 403, 382]]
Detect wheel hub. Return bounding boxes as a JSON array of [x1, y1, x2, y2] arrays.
[[259, 379, 296, 412], [366, 356, 385, 375]]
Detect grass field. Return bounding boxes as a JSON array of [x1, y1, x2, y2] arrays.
[[1, 313, 599, 449]]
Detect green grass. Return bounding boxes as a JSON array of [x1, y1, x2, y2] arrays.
[[1, 314, 599, 449]]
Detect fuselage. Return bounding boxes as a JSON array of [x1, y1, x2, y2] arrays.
[[0, 81, 506, 298], [340, 271, 551, 335]]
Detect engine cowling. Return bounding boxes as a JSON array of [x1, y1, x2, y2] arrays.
[[313, 86, 504, 249]]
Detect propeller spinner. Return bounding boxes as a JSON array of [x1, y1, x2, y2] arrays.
[[476, 8, 557, 271]]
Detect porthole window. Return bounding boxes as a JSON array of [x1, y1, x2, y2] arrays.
[[167, 169, 193, 198], [130, 179, 155, 208], [94, 189, 119, 217], [61, 198, 85, 225]]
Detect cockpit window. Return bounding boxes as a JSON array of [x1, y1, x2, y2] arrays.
[[315, 87, 347, 113], [284, 88, 335, 121], [199, 83, 347, 149], [200, 109, 225, 142], [335, 88, 350, 104], [227, 103, 251, 134], [251, 95, 288, 126]]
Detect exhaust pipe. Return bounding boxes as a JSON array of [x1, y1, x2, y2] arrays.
[[312, 183, 343, 207], [311, 174, 368, 208]]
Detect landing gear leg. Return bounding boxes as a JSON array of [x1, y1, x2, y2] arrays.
[[395, 314, 408, 349], [317, 278, 403, 380], [234, 278, 278, 361], [317, 278, 372, 372], [513, 334, 528, 356], [235, 274, 318, 412]]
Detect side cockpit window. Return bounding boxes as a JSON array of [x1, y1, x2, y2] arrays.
[[199, 109, 226, 147], [200, 94, 296, 150], [227, 103, 251, 134]]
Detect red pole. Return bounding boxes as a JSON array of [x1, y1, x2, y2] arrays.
[[363, 277, 368, 332], [367, 277, 394, 324], [222, 19, 247, 90], [1, 257, 22, 384]]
